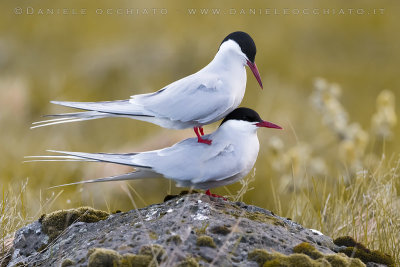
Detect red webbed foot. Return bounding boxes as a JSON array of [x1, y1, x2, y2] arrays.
[[194, 127, 212, 145], [205, 189, 227, 200]]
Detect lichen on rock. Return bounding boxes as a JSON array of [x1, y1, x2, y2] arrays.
[[293, 242, 324, 259], [138, 244, 165, 262], [248, 246, 365, 267], [196, 235, 216, 248], [87, 248, 120, 267], [40, 207, 109, 242], [6, 194, 394, 267], [334, 236, 394, 267]]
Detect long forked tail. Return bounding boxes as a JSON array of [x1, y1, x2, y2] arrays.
[[48, 171, 150, 189], [31, 111, 112, 129], [25, 150, 148, 167], [25, 150, 159, 188], [32, 100, 153, 129]]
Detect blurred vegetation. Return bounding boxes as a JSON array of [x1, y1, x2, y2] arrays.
[[1, 0, 399, 264]]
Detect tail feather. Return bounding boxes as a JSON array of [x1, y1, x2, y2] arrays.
[[31, 117, 104, 129], [27, 150, 150, 169], [31, 111, 110, 129], [25, 151, 161, 188], [50, 100, 152, 116], [48, 170, 158, 189], [31, 100, 155, 128], [23, 155, 96, 163]]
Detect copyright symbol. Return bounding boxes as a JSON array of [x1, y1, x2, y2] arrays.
[[14, 7, 23, 15]]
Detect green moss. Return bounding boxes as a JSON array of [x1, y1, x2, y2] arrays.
[[293, 242, 323, 259], [248, 249, 274, 266], [166, 235, 182, 245], [324, 254, 364, 267], [175, 257, 199, 267], [86, 248, 161, 267], [147, 231, 158, 240], [263, 253, 315, 267], [341, 247, 393, 267], [209, 225, 231, 235], [139, 244, 165, 263], [60, 259, 75, 267], [40, 207, 109, 241], [196, 235, 216, 248], [119, 254, 154, 267], [248, 249, 365, 267], [87, 248, 121, 267], [334, 236, 394, 266]]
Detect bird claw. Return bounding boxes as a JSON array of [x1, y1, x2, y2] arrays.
[[197, 138, 212, 145], [205, 189, 227, 200], [194, 127, 212, 145]]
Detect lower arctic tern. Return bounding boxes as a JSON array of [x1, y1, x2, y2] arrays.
[[32, 31, 263, 145], [26, 108, 282, 194]]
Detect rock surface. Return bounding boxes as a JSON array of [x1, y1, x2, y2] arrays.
[[3, 193, 385, 266]]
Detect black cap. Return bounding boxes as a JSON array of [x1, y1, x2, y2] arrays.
[[221, 31, 257, 63], [220, 107, 263, 126]]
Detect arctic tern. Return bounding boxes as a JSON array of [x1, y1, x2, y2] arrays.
[[26, 108, 282, 195], [32, 31, 263, 145]]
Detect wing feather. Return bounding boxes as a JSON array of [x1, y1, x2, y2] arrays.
[[131, 136, 243, 184], [130, 73, 234, 124]]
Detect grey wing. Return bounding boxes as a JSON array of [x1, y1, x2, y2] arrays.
[[130, 73, 234, 124], [132, 137, 244, 184]]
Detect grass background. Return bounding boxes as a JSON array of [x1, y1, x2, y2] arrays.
[[1, 0, 399, 264]]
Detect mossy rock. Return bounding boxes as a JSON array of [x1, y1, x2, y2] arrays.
[[119, 254, 154, 267], [138, 244, 165, 263], [166, 235, 182, 245], [248, 249, 274, 265], [248, 247, 365, 267], [87, 248, 121, 267], [209, 225, 231, 235], [324, 254, 354, 266], [263, 253, 317, 267], [40, 207, 109, 241], [334, 236, 394, 266], [60, 258, 75, 267], [196, 235, 216, 248], [87, 248, 159, 267], [341, 247, 393, 267], [147, 231, 158, 240], [293, 242, 323, 259]]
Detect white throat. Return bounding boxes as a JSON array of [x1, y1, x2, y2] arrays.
[[212, 40, 247, 67]]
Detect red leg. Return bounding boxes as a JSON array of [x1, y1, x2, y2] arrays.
[[205, 189, 227, 200], [194, 127, 212, 145], [199, 127, 205, 136]]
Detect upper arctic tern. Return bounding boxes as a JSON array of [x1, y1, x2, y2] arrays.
[[26, 108, 282, 195], [32, 31, 263, 145]]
